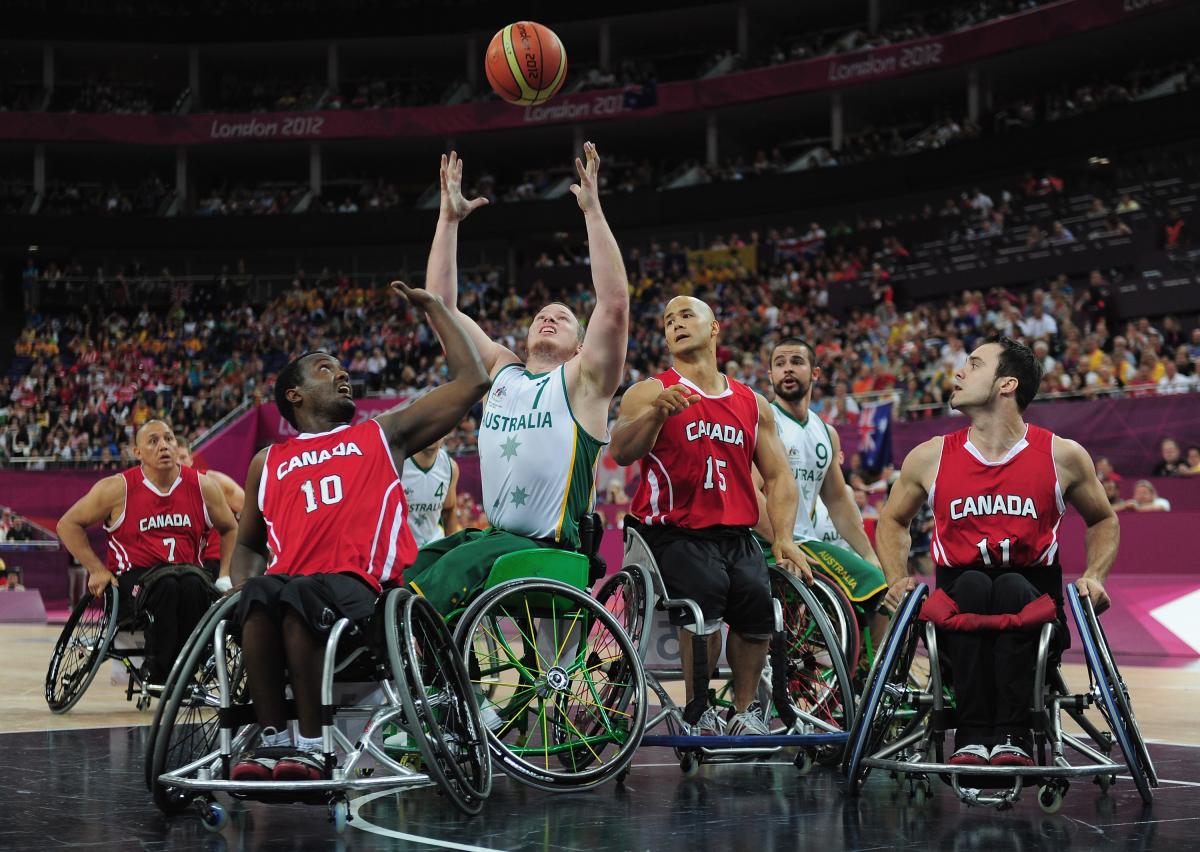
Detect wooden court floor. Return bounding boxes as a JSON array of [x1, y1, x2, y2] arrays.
[[3, 622, 1197, 742]]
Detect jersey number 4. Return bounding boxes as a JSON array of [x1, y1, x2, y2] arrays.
[[300, 475, 344, 513]]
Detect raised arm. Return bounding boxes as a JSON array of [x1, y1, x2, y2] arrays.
[[878, 437, 941, 609], [375, 281, 491, 458], [1055, 436, 1119, 613], [609, 379, 699, 466], [229, 449, 269, 589], [57, 475, 125, 596], [199, 473, 238, 582], [753, 396, 815, 582], [427, 151, 518, 376], [572, 143, 630, 400], [819, 428, 882, 568]]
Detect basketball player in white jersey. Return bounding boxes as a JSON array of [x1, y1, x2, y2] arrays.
[[402, 437, 459, 548], [403, 145, 629, 613], [752, 338, 888, 643]]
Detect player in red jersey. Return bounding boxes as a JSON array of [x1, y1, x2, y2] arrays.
[[227, 281, 489, 782], [611, 295, 811, 737], [177, 437, 245, 586], [879, 336, 1118, 767], [56, 420, 238, 684]]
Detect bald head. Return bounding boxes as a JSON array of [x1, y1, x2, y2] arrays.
[[664, 295, 720, 359], [665, 295, 715, 324], [133, 419, 180, 474], [136, 419, 174, 447]]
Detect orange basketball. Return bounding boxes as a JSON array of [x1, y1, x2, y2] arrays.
[[485, 21, 568, 106]]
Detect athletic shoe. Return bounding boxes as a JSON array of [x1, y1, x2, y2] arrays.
[[948, 744, 991, 767], [990, 737, 1034, 767], [727, 702, 771, 737], [272, 751, 327, 781], [685, 706, 723, 736], [230, 751, 280, 781]]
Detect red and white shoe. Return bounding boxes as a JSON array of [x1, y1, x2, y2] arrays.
[[990, 737, 1035, 767], [230, 752, 279, 781], [948, 744, 991, 767], [273, 751, 328, 781]]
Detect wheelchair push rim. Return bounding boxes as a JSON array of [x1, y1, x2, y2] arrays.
[[455, 578, 647, 792], [45, 586, 119, 714]]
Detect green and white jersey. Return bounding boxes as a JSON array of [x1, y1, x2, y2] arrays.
[[478, 363, 606, 547], [402, 448, 452, 548], [811, 484, 856, 550], [771, 401, 835, 542]]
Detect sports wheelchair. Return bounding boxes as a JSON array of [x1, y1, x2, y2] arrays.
[[145, 586, 491, 833], [45, 564, 218, 713], [843, 583, 1158, 811], [593, 521, 857, 777], [443, 513, 649, 792]]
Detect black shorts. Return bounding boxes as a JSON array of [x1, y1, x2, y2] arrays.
[[202, 559, 221, 583], [234, 573, 378, 635], [640, 524, 774, 637]]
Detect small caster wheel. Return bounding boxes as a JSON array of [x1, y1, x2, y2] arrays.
[[616, 769, 629, 786], [1038, 784, 1065, 815], [330, 799, 350, 833], [912, 779, 931, 805], [201, 801, 228, 833], [793, 749, 814, 776], [137, 696, 151, 711], [1094, 774, 1115, 793], [680, 752, 700, 777]]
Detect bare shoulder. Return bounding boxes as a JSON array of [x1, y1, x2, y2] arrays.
[[618, 377, 665, 409], [753, 392, 775, 421], [901, 436, 944, 485], [1050, 434, 1091, 483]]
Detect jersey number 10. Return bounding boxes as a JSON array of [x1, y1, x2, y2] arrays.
[[300, 475, 344, 513]]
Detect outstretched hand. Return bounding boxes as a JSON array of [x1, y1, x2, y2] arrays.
[[440, 151, 489, 223], [570, 141, 602, 213], [391, 280, 443, 315]]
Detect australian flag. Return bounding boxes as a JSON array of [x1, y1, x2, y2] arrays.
[[857, 400, 894, 471]]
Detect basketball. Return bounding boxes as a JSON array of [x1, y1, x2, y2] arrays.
[[485, 21, 567, 106]]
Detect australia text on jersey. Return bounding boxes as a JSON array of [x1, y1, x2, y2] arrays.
[[482, 410, 553, 432], [276, 440, 363, 480]]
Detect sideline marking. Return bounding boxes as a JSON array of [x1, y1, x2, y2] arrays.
[[351, 789, 507, 851]]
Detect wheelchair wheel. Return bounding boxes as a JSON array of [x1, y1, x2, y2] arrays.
[[770, 569, 857, 743], [1068, 585, 1156, 803], [593, 566, 652, 658], [386, 589, 491, 815], [843, 584, 929, 796], [454, 578, 647, 792], [45, 586, 118, 714], [807, 571, 861, 675], [148, 594, 246, 815]]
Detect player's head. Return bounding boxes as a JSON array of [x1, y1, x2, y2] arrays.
[[663, 296, 719, 358], [769, 338, 819, 403], [175, 435, 194, 467], [950, 335, 1042, 414], [275, 350, 354, 432], [134, 420, 179, 473], [526, 302, 584, 364]]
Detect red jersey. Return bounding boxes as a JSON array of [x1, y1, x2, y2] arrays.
[[630, 369, 760, 529], [929, 424, 1065, 570], [259, 419, 415, 592], [104, 464, 211, 574]]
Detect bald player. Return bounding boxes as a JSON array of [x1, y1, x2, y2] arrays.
[[611, 295, 811, 736], [57, 420, 237, 684]]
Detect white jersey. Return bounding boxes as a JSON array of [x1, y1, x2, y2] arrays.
[[811, 485, 856, 549], [478, 363, 605, 547], [402, 449, 453, 548], [771, 401, 835, 542]]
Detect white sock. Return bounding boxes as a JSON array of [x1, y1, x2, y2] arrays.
[[260, 727, 292, 748], [297, 734, 324, 754]]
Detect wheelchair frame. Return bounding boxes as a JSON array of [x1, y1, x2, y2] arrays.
[[612, 525, 857, 776], [843, 583, 1158, 812], [149, 588, 489, 832]]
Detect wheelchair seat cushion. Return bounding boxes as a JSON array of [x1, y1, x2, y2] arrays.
[[919, 587, 1058, 632]]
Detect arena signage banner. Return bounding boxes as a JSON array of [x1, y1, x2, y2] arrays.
[[0, 0, 1179, 146]]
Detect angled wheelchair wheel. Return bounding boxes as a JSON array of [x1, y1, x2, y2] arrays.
[[807, 571, 862, 675], [770, 568, 857, 740], [148, 593, 246, 815], [593, 566, 652, 659], [842, 584, 929, 796], [1068, 585, 1156, 803], [46, 586, 118, 714], [387, 589, 491, 815], [454, 578, 646, 792]]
